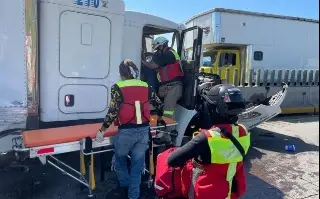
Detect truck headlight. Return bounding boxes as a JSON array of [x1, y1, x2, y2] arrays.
[[238, 112, 262, 120]]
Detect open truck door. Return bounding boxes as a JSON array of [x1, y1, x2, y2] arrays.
[[177, 26, 203, 110], [173, 26, 204, 146]]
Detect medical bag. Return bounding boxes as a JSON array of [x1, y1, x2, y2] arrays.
[[154, 147, 184, 199]]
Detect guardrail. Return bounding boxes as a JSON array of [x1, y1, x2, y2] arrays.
[[214, 68, 319, 87]]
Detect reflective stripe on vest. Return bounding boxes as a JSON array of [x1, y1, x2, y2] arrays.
[[163, 110, 175, 116], [170, 49, 180, 60], [226, 162, 237, 199], [116, 79, 149, 125]]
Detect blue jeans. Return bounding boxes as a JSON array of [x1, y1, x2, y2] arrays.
[[113, 126, 150, 199]]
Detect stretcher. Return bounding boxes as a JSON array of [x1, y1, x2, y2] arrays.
[[12, 115, 178, 198]]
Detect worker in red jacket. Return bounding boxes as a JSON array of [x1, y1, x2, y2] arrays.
[[142, 36, 184, 144], [96, 59, 165, 199], [142, 36, 184, 119], [167, 84, 251, 199]]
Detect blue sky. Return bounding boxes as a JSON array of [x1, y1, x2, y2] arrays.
[[123, 0, 319, 23]]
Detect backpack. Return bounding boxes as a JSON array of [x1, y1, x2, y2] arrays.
[[154, 147, 183, 199]]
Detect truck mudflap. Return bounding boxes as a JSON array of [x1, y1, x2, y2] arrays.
[[238, 83, 289, 130]]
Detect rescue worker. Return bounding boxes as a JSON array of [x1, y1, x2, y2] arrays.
[[96, 59, 165, 199], [141, 36, 184, 119], [167, 84, 251, 199]]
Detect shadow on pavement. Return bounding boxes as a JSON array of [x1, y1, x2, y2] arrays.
[[243, 173, 284, 199], [0, 151, 121, 199], [250, 127, 319, 154], [241, 146, 285, 199]]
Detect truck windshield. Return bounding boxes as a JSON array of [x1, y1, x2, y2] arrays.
[[202, 51, 217, 66]]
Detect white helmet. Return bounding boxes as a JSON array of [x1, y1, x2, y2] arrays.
[[152, 36, 169, 50]]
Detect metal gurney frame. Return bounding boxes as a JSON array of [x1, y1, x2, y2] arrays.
[[12, 119, 178, 198]]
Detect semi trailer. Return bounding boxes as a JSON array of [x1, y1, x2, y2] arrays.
[[185, 8, 319, 84]]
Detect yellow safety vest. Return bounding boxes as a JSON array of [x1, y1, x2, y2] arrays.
[[191, 124, 251, 199], [193, 124, 251, 164]]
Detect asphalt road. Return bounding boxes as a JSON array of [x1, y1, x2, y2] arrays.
[[0, 115, 318, 199]]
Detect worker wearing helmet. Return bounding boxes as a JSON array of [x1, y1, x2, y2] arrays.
[[96, 59, 165, 199], [142, 36, 184, 119], [167, 84, 251, 199]]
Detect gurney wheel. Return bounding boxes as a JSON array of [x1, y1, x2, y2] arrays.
[[87, 195, 96, 199]]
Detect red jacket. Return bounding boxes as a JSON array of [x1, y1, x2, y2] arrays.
[[116, 79, 150, 126], [181, 124, 248, 199], [157, 49, 184, 84]]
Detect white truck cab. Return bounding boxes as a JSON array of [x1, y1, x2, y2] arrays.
[[39, 0, 125, 123], [0, 0, 203, 137], [38, 1, 203, 126]]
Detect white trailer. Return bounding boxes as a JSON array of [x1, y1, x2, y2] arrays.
[[0, 1, 288, 152], [185, 8, 319, 83]]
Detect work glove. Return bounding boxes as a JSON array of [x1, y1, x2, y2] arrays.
[[157, 118, 167, 128], [95, 129, 104, 143]]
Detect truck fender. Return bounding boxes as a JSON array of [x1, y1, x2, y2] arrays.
[[173, 105, 197, 146]]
